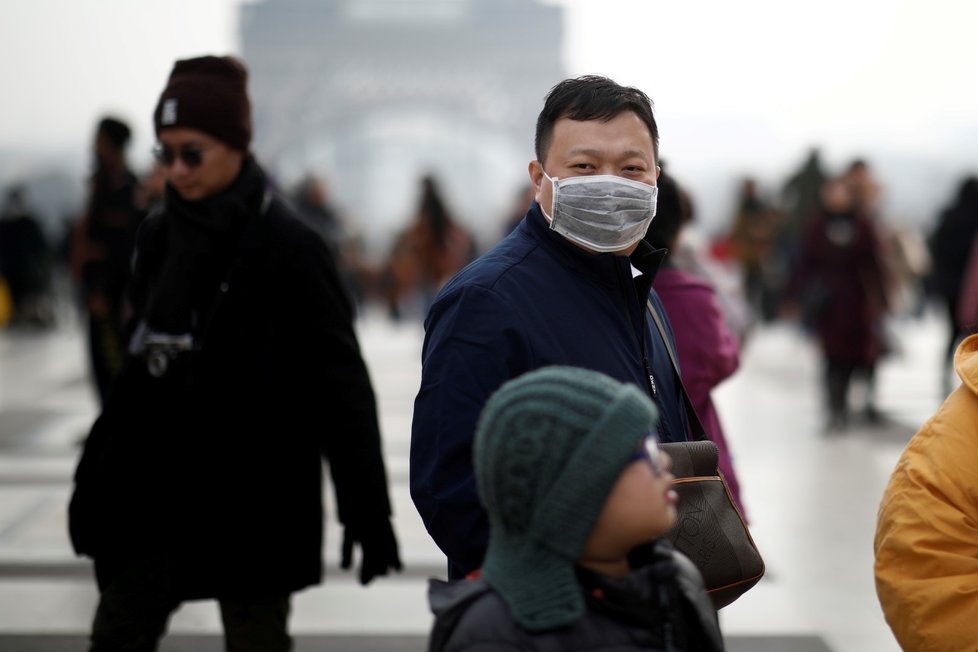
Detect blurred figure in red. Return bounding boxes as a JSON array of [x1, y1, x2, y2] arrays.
[[841, 159, 899, 406], [785, 178, 890, 431], [384, 175, 475, 320], [663, 165, 752, 344], [841, 159, 882, 217]]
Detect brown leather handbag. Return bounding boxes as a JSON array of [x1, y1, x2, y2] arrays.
[[648, 301, 765, 609]]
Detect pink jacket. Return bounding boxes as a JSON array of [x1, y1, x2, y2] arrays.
[[653, 266, 745, 516]]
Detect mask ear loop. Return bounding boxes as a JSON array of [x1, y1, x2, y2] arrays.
[[541, 170, 559, 227]]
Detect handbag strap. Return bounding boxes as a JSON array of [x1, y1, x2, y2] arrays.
[[646, 299, 709, 442]]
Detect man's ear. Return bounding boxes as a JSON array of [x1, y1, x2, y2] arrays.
[[528, 160, 545, 203], [655, 165, 662, 181]]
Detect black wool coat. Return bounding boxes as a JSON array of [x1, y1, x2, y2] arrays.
[[69, 161, 393, 599]]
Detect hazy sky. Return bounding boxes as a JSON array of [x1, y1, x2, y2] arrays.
[[2, 0, 977, 227]]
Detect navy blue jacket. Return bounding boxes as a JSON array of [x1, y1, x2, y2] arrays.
[[411, 203, 689, 578]]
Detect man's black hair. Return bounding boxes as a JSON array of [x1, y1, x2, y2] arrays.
[[643, 171, 683, 252], [534, 75, 659, 165]]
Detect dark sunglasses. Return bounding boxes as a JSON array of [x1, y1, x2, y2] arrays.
[[152, 143, 211, 168]]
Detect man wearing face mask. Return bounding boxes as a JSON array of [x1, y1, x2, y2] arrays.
[[411, 75, 689, 580]]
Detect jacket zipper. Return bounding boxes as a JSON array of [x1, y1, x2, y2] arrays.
[[615, 261, 658, 403]]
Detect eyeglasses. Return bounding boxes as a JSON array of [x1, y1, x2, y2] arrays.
[[630, 435, 665, 476], [152, 143, 213, 168]]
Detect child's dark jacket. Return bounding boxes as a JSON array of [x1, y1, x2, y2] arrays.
[[428, 542, 724, 651]]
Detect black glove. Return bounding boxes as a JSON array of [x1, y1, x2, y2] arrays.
[[340, 519, 403, 585]]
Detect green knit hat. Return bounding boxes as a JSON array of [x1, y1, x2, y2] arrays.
[[474, 366, 659, 632]]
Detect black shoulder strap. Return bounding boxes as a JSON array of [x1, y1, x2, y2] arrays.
[[646, 299, 708, 442]]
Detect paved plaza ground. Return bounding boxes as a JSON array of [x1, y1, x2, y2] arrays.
[[0, 301, 950, 651]]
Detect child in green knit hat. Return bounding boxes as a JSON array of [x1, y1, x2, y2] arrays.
[[427, 366, 724, 651]]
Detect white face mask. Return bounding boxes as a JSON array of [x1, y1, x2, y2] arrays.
[[541, 172, 658, 253]]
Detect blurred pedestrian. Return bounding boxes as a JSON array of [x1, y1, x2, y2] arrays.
[[645, 172, 747, 519], [728, 178, 782, 322], [0, 185, 53, 327], [70, 117, 143, 405], [290, 174, 368, 310], [784, 178, 890, 431], [841, 159, 882, 217], [874, 333, 978, 651], [842, 159, 897, 409], [955, 229, 978, 337], [770, 148, 828, 310], [928, 176, 978, 395], [291, 174, 345, 257], [384, 174, 475, 320], [884, 224, 931, 319], [428, 367, 723, 651], [411, 75, 690, 581], [663, 171, 752, 344], [779, 148, 827, 251], [68, 55, 401, 652]]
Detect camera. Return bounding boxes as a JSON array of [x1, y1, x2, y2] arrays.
[[143, 332, 193, 378]]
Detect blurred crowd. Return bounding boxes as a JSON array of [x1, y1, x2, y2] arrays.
[[1, 122, 976, 427]]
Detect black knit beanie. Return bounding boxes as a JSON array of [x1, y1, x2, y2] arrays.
[[153, 55, 252, 152]]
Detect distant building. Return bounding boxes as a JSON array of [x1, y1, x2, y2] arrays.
[[240, 0, 565, 254]]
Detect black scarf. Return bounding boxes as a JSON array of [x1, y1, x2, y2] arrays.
[[144, 156, 267, 336]]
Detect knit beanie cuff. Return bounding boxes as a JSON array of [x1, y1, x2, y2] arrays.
[[154, 56, 252, 152]]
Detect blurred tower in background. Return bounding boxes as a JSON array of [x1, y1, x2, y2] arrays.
[[240, 0, 565, 255]]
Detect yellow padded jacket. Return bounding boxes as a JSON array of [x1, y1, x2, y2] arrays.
[[875, 333, 978, 652]]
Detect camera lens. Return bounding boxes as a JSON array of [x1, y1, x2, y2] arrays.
[[147, 349, 169, 377]]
